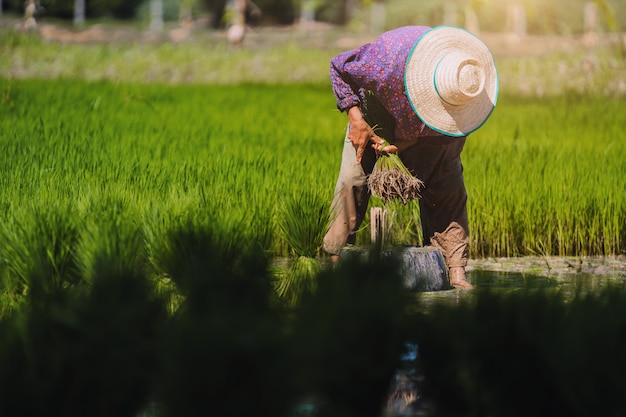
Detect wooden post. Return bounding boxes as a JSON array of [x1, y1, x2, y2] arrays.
[[339, 245, 450, 292], [338, 208, 448, 291], [371, 206, 395, 252], [370, 207, 386, 261], [584, 2, 598, 33], [74, 0, 85, 26]]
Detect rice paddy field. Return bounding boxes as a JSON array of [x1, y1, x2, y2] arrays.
[[1, 74, 624, 261], [0, 21, 625, 296], [1, 18, 626, 417]]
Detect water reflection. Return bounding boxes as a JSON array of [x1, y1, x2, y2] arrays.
[[469, 269, 561, 289], [385, 268, 626, 415], [416, 269, 626, 308]]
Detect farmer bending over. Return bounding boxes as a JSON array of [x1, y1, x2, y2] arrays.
[[323, 25, 498, 289]]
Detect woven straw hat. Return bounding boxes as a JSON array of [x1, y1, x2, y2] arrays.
[[404, 26, 498, 137]]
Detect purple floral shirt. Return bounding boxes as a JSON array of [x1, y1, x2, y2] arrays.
[[330, 25, 443, 140]]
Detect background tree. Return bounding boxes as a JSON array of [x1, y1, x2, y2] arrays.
[[6, 0, 144, 20], [0, 0, 623, 35], [198, 0, 227, 27]]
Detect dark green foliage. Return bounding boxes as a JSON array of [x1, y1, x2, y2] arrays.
[[153, 224, 297, 417], [148, 211, 273, 301], [3, 217, 626, 417], [291, 253, 411, 417], [274, 255, 321, 307], [253, 0, 294, 25], [414, 285, 626, 417], [6, 0, 144, 19], [0, 204, 82, 315], [107, 0, 145, 19], [0, 244, 166, 417], [275, 189, 331, 258]]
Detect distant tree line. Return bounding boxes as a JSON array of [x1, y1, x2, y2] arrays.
[[2, 0, 143, 19], [0, 0, 623, 34], [0, 0, 298, 24]]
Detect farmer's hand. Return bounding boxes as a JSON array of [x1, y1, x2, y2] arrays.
[[347, 106, 383, 164], [372, 138, 419, 155], [372, 142, 399, 154]]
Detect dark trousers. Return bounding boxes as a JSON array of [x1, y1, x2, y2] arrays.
[[323, 127, 469, 268]]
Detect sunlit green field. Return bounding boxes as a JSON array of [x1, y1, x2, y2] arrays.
[[1, 21, 626, 417], [1, 77, 624, 266]]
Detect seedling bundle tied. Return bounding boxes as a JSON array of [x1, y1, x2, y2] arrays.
[[367, 141, 423, 205], [362, 91, 423, 205]]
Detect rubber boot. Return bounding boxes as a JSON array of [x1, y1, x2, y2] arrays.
[[449, 267, 473, 289]]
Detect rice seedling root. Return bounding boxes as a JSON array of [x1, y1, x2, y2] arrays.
[[367, 153, 424, 205]]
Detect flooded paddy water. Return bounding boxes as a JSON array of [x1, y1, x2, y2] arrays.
[[381, 255, 626, 416], [416, 255, 626, 304], [467, 255, 626, 291]]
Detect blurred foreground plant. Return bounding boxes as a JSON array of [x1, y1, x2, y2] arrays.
[[0, 228, 166, 417], [414, 284, 626, 417]]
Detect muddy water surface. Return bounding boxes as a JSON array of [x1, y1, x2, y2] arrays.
[[414, 255, 626, 305], [468, 256, 626, 292]]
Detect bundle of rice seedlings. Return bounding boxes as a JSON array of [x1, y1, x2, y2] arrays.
[[273, 190, 330, 306], [361, 90, 424, 205], [274, 255, 320, 307], [367, 142, 424, 205]]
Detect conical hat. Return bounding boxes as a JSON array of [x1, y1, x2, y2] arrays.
[[404, 26, 498, 136]]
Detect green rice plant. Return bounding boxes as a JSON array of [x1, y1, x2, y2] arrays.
[[371, 199, 424, 247], [0, 77, 624, 267], [273, 189, 331, 305], [0, 202, 82, 316], [275, 190, 331, 259], [274, 255, 321, 307], [367, 141, 424, 205], [0, 28, 338, 85], [153, 220, 295, 417], [76, 196, 147, 283], [465, 94, 626, 258]]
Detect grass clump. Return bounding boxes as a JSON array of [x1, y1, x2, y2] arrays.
[[0, 203, 82, 315], [274, 190, 331, 306]]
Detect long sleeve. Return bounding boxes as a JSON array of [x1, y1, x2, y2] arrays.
[[330, 48, 365, 112], [328, 26, 440, 141]]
